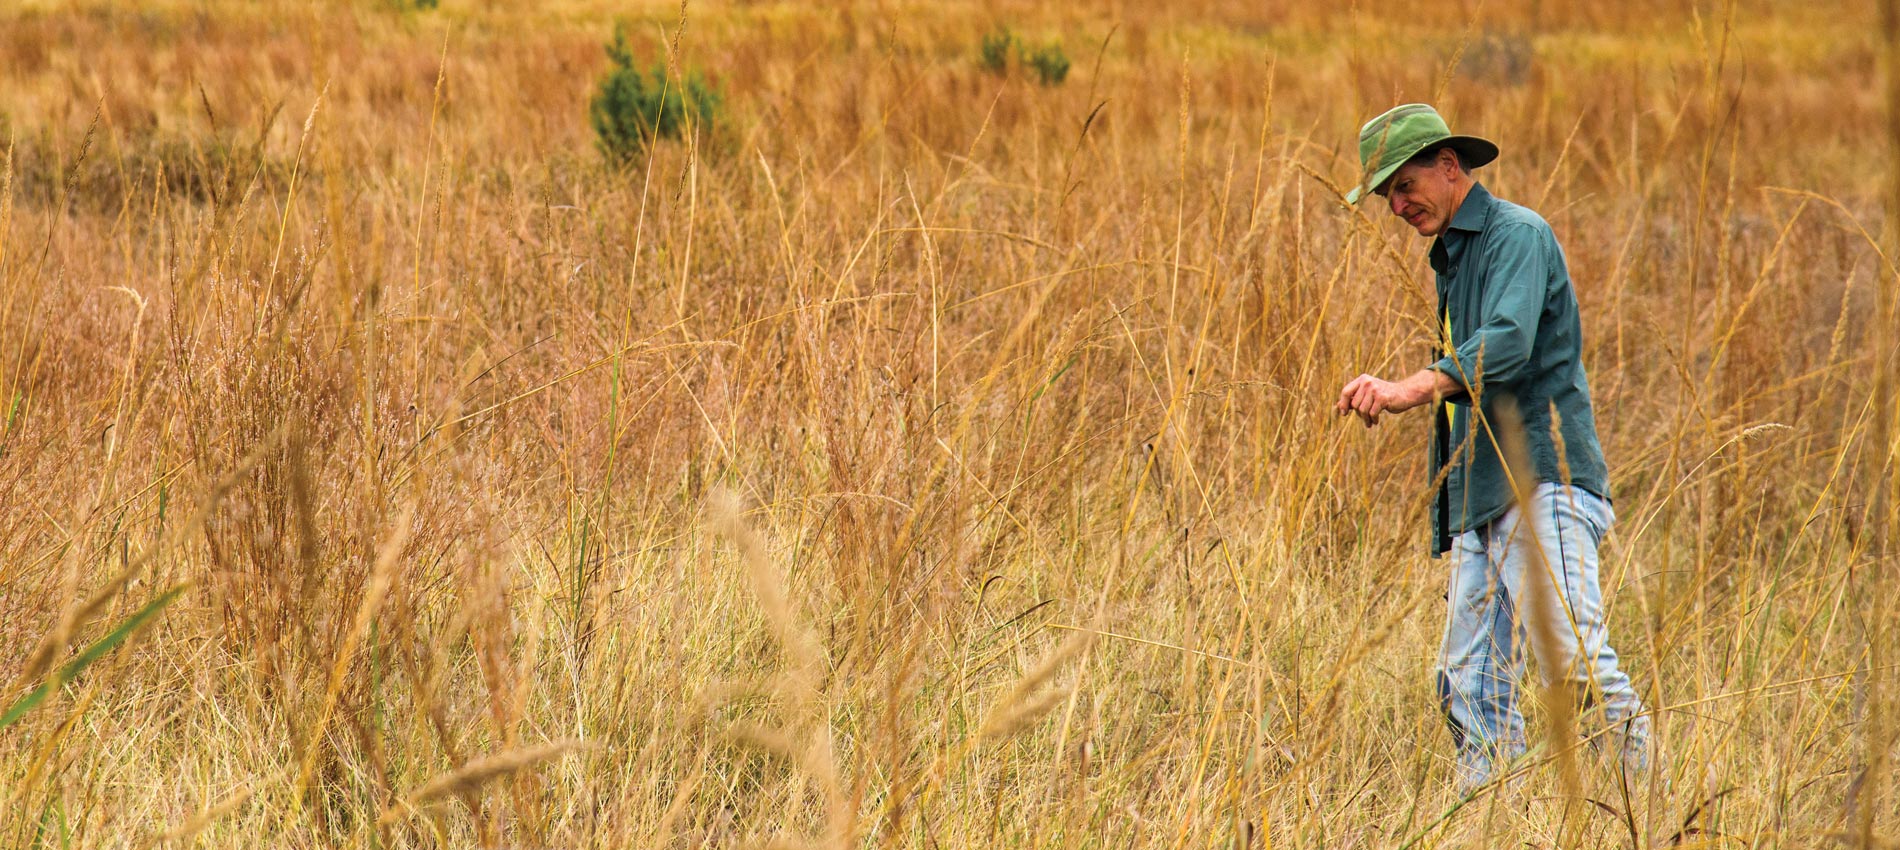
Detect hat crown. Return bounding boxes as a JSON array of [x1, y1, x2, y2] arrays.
[[1357, 103, 1451, 169]]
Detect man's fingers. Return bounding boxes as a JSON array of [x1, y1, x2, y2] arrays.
[[1350, 381, 1374, 414], [1355, 381, 1383, 415], [1337, 375, 1368, 411], [1340, 375, 1398, 427]]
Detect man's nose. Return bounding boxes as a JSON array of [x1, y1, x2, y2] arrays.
[[1388, 194, 1405, 217]]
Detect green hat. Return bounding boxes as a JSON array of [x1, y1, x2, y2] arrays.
[[1345, 103, 1498, 204]]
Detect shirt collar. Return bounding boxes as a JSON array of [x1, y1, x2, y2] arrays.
[[1446, 181, 1494, 234], [1429, 182, 1494, 276]]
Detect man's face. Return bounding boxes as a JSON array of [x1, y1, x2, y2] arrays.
[[1377, 150, 1462, 237]]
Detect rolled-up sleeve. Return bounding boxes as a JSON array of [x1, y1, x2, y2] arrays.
[[1430, 223, 1547, 394]]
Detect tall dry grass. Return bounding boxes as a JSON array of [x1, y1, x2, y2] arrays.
[[0, 0, 1894, 847]]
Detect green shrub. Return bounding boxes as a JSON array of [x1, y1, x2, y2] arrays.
[[978, 27, 1069, 87], [589, 26, 723, 165], [979, 26, 1013, 75], [1024, 41, 1070, 86]]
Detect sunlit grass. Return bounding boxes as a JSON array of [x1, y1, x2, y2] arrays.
[[0, 1, 1893, 847]]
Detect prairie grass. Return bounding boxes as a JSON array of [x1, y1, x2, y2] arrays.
[[0, 0, 1895, 847]]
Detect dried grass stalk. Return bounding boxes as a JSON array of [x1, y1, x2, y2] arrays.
[[978, 628, 1094, 740], [377, 739, 597, 827], [151, 787, 253, 847]]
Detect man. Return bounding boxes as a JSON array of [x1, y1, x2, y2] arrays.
[[1334, 103, 1650, 790]]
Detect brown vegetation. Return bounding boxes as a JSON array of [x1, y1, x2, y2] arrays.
[[0, 0, 1894, 846]]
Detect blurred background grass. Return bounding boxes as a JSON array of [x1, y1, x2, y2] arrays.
[[0, 0, 1894, 847]]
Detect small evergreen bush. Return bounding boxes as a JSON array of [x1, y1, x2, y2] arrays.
[[589, 26, 723, 165]]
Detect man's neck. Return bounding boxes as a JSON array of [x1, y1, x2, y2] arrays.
[[1441, 178, 1473, 229]]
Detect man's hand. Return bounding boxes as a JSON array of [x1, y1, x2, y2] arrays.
[[1335, 369, 1455, 428]]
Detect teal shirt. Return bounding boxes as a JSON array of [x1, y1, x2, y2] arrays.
[[1426, 183, 1610, 556]]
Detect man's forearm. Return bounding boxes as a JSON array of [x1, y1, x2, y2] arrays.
[[1404, 367, 1461, 408]]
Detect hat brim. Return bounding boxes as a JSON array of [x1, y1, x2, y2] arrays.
[[1345, 135, 1499, 204]]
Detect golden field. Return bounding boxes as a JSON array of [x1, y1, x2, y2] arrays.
[[1, 0, 1896, 846]]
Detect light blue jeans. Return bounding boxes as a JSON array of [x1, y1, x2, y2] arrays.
[[1437, 483, 1650, 790]]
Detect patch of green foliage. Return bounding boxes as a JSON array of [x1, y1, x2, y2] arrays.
[[589, 26, 724, 165], [1024, 41, 1070, 86], [980, 26, 1014, 75], [977, 27, 1069, 86]]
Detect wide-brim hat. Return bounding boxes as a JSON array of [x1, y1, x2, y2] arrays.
[[1345, 103, 1498, 204]]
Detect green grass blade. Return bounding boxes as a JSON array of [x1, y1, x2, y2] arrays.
[[1, 584, 188, 730]]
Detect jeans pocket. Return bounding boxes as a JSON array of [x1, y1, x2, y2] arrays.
[[1574, 487, 1616, 542], [1443, 530, 1476, 601]]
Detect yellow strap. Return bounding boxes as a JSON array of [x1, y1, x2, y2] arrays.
[[1440, 307, 1457, 429]]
